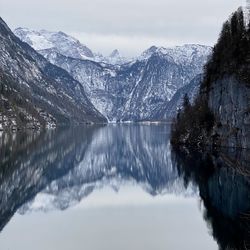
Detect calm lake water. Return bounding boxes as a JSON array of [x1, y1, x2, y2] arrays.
[[0, 124, 249, 250]]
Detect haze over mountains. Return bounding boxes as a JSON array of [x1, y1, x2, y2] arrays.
[[14, 27, 211, 122]]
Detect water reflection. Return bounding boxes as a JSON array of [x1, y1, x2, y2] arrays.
[[172, 146, 250, 250], [0, 125, 193, 229], [0, 127, 98, 231], [0, 125, 249, 250]]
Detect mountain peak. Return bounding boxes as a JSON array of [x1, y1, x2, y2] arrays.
[[147, 45, 158, 53], [110, 49, 120, 58], [14, 27, 94, 59], [140, 46, 161, 60]]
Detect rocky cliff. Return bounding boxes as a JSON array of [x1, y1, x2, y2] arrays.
[[208, 75, 250, 148], [171, 8, 250, 149]]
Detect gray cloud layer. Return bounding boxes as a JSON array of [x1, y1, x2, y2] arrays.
[[0, 0, 244, 56]]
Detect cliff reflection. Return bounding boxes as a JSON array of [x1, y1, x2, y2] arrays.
[[171, 146, 250, 250]]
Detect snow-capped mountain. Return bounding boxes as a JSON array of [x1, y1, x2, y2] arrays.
[[14, 27, 95, 60], [14, 27, 212, 122], [40, 45, 211, 121], [140, 44, 211, 67], [0, 18, 106, 130], [14, 28, 131, 65]]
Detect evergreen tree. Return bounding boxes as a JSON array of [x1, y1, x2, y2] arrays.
[[182, 94, 191, 112]]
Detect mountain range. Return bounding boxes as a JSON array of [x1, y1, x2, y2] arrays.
[[14, 27, 211, 122], [0, 18, 106, 130], [0, 17, 211, 129]]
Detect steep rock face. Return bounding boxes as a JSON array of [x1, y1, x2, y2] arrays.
[[155, 74, 201, 121], [37, 46, 210, 121], [14, 28, 211, 121], [120, 54, 186, 120], [208, 76, 250, 148], [0, 18, 106, 129]]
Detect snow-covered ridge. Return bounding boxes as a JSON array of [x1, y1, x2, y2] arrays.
[[140, 44, 212, 66], [14, 28, 132, 65], [14, 27, 211, 67], [0, 18, 106, 130], [14, 27, 95, 60], [14, 27, 212, 122]]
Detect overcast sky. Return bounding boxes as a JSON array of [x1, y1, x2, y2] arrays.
[[0, 0, 245, 56]]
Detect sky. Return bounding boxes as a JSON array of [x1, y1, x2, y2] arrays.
[[0, 0, 245, 56]]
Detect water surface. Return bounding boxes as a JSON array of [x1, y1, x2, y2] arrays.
[[0, 125, 249, 250]]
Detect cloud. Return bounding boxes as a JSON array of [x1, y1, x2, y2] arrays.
[[0, 0, 244, 56], [70, 32, 212, 57]]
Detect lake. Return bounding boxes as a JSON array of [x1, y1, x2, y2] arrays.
[[0, 124, 249, 250]]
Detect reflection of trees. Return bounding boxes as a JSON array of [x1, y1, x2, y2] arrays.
[[171, 146, 250, 250]]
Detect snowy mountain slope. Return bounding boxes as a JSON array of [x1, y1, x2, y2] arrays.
[[154, 74, 202, 121], [39, 47, 210, 121], [14, 28, 95, 59], [0, 18, 106, 130], [14, 28, 132, 65], [38, 45, 210, 121], [140, 44, 211, 67], [15, 27, 211, 121]]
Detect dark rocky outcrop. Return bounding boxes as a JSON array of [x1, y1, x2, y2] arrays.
[[208, 75, 250, 148], [171, 8, 250, 149]]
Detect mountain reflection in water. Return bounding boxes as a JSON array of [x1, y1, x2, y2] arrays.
[[0, 124, 249, 250]]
